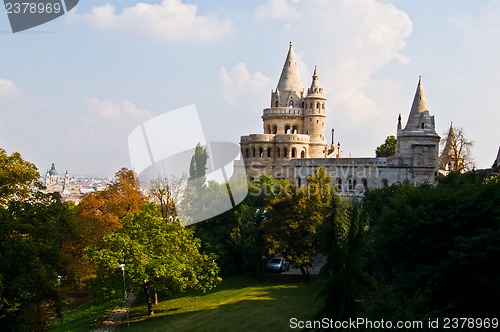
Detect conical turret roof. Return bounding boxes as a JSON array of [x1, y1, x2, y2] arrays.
[[404, 76, 428, 129], [306, 65, 324, 98], [276, 42, 303, 93]]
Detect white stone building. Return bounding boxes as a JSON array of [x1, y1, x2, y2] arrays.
[[236, 43, 441, 193]]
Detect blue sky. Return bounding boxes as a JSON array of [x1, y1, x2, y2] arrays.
[[0, 0, 499, 176]]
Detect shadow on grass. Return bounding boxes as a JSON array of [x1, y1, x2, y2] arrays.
[[124, 274, 320, 332]]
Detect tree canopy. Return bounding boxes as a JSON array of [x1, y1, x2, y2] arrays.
[[87, 205, 221, 316], [375, 135, 397, 157]]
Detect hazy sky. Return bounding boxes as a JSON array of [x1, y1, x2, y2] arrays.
[[1, 0, 499, 176]]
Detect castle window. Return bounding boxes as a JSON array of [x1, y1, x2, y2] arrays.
[[245, 148, 249, 158], [285, 125, 291, 134], [292, 126, 298, 134], [273, 125, 277, 134], [322, 103, 325, 110], [291, 148, 297, 158], [302, 102, 305, 108], [284, 148, 288, 158], [382, 179, 389, 188], [289, 100, 294, 107], [348, 177, 353, 191], [259, 147, 263, 158], [252, 147, 256, 158], [301, 149, 306, 158], [421, 122, 425, 129], [277, 148, 280, 158], [336, 178, 342, 191], [362, 178, 368, 189], [310, 117, 312, 122], [310, 103, 313, 109], [316, 102, 320, 109], [317, 120, 319, 124], [297, 177, 302, 187], [267, 147, 271, 158], [275, 101, 278, 107]]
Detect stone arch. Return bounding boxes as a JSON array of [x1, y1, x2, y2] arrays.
[[291, 147, 297, 158], [292, 126, 298, 134], [285, 125, 291, 134], [272, 125, 278, 134], [301, 148, 306, 158]]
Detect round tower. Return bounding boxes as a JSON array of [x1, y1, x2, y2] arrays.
[[303, 66, 327, 157]]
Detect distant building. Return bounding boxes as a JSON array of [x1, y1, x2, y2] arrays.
[[235, 43, 441, 193]]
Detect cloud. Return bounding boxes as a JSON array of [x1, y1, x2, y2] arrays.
[[255, 0, 301, 20], [219, 62, 272, 104], [70, 0, 232, 42], [0, 79, 19, 98], [85, 97, 153, 121]]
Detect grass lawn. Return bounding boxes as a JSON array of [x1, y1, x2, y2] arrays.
[[124, 274, 321, 331]]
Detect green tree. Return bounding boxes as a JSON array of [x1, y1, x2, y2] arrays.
[[0, 148, 72, 331], [262, 168, 333, 278], [375, 135, 397, 157], [315, 197, 374, 320], [365, 172, 500, 318], [189, 143, 209, 187], [87, 205, 221, 316], [71, 168, 144, 284]]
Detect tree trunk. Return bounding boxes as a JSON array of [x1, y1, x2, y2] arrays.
[[299, 265, 310, 279], [154, 288, 158, 305], [143, 283, 155, 316]]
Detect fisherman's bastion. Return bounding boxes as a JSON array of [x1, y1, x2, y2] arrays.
[[235, 43, 442, 193]]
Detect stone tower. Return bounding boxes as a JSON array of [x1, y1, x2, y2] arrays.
[[303, 66, 327, 157], [240, 42, 328, 180], [396, 77, 440, 177]]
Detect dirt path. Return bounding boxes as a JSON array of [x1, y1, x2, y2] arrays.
[[91, 292, 138, 331]]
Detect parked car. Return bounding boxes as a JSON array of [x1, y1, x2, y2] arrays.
[[266, 257, 290, 272]]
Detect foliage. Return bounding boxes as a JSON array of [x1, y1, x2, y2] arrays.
[[70, 168, 144, 284], [375, 135, 397, 157], [315, 197, 375, 320], [261, 168, 333, 277], [149, 174, 185, 219], [365, 171, 500, 317], [86, 205, 221, 316], [0, 148, 73, 331], [189, 143, 208, 190]]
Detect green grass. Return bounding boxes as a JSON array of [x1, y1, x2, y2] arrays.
[[124, 274, 321, 332]]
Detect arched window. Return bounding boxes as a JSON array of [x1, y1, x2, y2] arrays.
[[292, 126, 298, 134], [273, 125, 277, 134], [245, 148, 249, 158], [266, 125, 271, 134], [259, 147, 263, 158], [291, 148, 296, 158], [285, 125, 291, 134], [267, 147, 271, 158], [252, 147, 256, 158], [316, 102, 320, 109], [336, 178, 342, 190], [297, 177, 302, 187], [301, 149, 306, 158], [275, 100, 278, 107], [421, 122, 425, 129], [289, 100, 294, 107], [348, 177, 353, 191], [322, 103, 325, 109], [284, 148, 288, 158], [310, 103, 313, 109], [362, 178, 368, 189], [382, 179, 389, 188]]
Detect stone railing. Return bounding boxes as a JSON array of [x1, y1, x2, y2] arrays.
[[262, 107, 303, 116]]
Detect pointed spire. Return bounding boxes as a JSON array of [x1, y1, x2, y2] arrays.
[[276, 41, 303, 93], [403, 76, 432, 131], [307, 65, 324, 96]]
